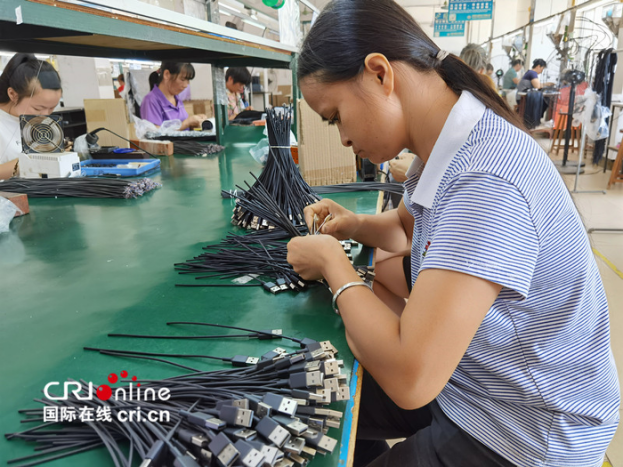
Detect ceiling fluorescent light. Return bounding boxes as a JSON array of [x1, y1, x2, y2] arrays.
[[219, 3, 242, 14], [242, 17, 268, 29]]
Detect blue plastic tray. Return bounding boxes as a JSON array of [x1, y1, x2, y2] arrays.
[[80, 159, 160, 177]]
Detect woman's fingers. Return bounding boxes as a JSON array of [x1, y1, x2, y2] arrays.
[[304, 200, 334, 231]]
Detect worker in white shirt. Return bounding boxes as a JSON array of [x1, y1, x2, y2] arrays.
[[0, 53, 62, 180]]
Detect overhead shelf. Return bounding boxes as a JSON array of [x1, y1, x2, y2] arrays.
[[0, 0, 295, 68]]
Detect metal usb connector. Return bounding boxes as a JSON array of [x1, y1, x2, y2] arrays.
[[332, 386, 350, 402], [177, 428, 209, 449], [256, 417, 291, 448], [272, 415, 308, 436], [323, 377, 339, 392], [283, 437, 305, 455], [301, 431, 338, 454], [208, 433, 239, 467], [262, 393, 298, 416], [232, 355, 260, 367], [255, 402, 273, 418], [325, 418, 341, 429], [262, 282, 281, 294], [233, 439, 266, 467], [321, 360, 340, 376], [290, 389, 323, 402], [286, 452, 308, 467], [248, 440, 284, 466], [289, 371, 324, 389], [219, 405, 253, 428], [224, 427, 257, 441], [315, 389, 330, 404], [257, 329, 283, 340]]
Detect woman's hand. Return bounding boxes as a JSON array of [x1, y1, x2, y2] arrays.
[[287, 235, 345, 280], [388, 153, 415, 183], [304, 199, 361, 240], [182, 114, 208, 130]]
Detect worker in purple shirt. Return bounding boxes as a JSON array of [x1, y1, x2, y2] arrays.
[[140, 62, 206, 130]]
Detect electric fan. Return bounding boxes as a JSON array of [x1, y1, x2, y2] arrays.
[[20, 115, 64, 153], [18, 114, 81, 179]]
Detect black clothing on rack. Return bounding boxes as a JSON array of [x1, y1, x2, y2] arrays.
[[523, 91, 545, 129], [592, 48, 617, 164]]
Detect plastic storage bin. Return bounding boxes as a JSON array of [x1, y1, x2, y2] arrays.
[[80, 159, 160, 177]]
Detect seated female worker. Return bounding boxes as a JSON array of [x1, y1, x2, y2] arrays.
[[140, 61, 206, 130], [0, 53, 62, 180], [286, 2, 620, 467]]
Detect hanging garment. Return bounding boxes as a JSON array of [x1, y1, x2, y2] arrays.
[[523, 91, 545, 129], [592, 49, 617, 164]]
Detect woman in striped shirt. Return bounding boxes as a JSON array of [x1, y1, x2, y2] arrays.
[[286, 1, 620, 466]]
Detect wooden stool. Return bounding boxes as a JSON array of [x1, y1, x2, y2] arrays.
[[608, 142, 623, 189], [550, 112, 581, 155]]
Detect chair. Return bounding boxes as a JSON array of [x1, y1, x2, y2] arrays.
[[550, 109, 581, 155], [608, 141, 623, 189]]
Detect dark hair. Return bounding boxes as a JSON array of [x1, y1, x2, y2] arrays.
[[532, 59, 547, 69], [149, 71, 160, 90], [0, 53, 61, 104], [511, 59, 523, 67], [117, 73, 124, 83], [298, 0, 524, 131], [160, 62, 196, 81], [486, 63, 494, 72], [226, 67, 252, 86]]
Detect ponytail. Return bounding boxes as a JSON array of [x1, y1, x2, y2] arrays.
[[436, 55, 526, 131], [0, 53, 61, 104], [298, 0, 525, 132]]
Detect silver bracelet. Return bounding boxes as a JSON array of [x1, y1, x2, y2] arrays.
[[331, 281, 373, 315]]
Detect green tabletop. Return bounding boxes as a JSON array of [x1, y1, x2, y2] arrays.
[[0, 126, 378, 467]]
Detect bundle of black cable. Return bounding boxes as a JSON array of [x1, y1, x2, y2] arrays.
[[6, 324, 348, 467], [231, 107, 320, 232], [0, 177, 161, 199], [174, 233, 372, 293], [175, 236, 307, 293]]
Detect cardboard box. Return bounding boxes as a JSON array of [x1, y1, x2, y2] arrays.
[[130, 139, 174, 156], [0, 192, 29, 216], [271, 86, 292, 108], [184, 100, 213, 118], [84, 99, 130, 148], [297, 98, 357, 186]]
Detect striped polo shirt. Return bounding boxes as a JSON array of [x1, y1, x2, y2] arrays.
[[403, 91, 620, 467]]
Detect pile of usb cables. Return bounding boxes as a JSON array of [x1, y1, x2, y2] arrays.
[[0, 177, 161, 199], [227, 108, 320, 231], [6, 323, 350, 467], [174, 233, 372, 293], [175, 236, 307, 293]]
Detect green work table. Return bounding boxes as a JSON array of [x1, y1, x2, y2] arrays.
[[0, 126, 378, 467]]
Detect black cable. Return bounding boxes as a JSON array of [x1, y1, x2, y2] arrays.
[[8, 327, 348, 467], [313, 182, 405, 195], [228, 107, 320, 233], [166, 322, 299, 344], [0, 178, 161, 199], [88, 127, 155, 158], [171, 141, 224, 156]]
